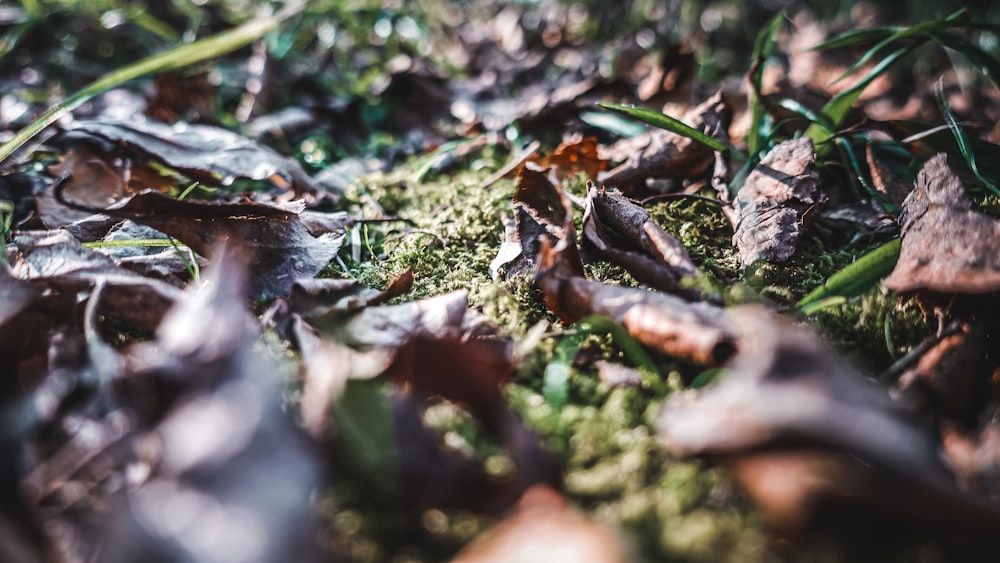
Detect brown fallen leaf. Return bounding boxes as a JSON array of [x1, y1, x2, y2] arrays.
[[56, 119, 317, 197], [536, 238, 735, 365], [658, 307, 1000, 536], [55, 180, 344, 298], [600, 92, 731, 192], [453, 485, 626, 563], [866, 143, 911, 209], [894, 322, 987, 420], [582, 184, 701, 295], [489, 163, 581, 281], [883, 153, 1000, 294], [732, 138, 826, 267], [531, 135, 608, 183]]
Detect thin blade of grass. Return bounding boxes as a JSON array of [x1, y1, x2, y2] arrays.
[[747, 13, 785, 156], [809, 27, 900, 51], [805, 45, 912, 151], [0, 6, 301, 165], [797, 238, 901, 314], [935, 80, 1000, 197], [829, 12, 964, 86], [928, 29, 1000, 90], [597, 103, 731, 154]]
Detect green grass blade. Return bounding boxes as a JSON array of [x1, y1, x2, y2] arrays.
[[747, 13, 784, 156], [805, 45, 911, 150], [830, 15, 962, 86], [935, 80, 1000, 197], [810, 27, 899, 51], [597, 102, 731, 154], [0, 7, 301, 165], [797, 238, 901, 314], [928, 29, 1000, 90]]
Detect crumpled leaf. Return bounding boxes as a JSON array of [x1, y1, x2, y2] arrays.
[[55, 181, 344, 298], [883, 153, 1000, 294], [489, 163, 581, 281], [732, 138, 826, 267], [866, 142, 911, 209], [658, 307, 1000, 535], [600, 92, 731, 191], [56, 119, 317, 197], [582, 185, 701, 295], [453, 485, 626, 563]]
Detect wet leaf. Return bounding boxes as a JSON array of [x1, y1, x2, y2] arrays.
[[582, 185, 701, 295], [732, 138, 826, 267], [883, 154, 1000, 294], [55, 181, 344, 298]]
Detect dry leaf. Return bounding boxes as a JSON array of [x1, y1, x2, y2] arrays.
[[582, 185, 701, 295], [883, 154, 1000, 294], [732, 138, 826, 267], [600, 92, 731, 192]]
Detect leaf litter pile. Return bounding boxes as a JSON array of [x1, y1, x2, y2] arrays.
[[3, 1, 1000, 561]]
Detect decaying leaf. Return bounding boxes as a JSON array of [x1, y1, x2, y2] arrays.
[[658, 307, 1000, 535], [894, 322, 987, 419], [531, 136, 608, 183], [383, 337, 557, 513], [55, 181, 344, 298], [56, 119, 317, 197], [600, 92, 731, 191], [732, 138, 826, 267], [883, 153, 1000, 294], [582, 185, 701, 295]]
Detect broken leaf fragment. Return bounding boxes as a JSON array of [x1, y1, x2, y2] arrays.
[[883, 153, 1000, 294], [732, 138, 826, 267]]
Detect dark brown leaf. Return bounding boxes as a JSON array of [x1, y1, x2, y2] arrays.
[[55, 181, 344, 299], [56, 119, 317, 197], [866, 143, 911, 210], [600, 92, 731, 192], [489, 163, 581, 281], [894, 322, 986, 419], [883, 154, 1000, 294], [732, 138, 826, 267], [582, 185, 701, 295]]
